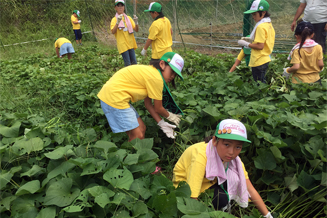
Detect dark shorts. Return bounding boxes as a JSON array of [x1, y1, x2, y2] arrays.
[[251, 62, 269, 83], [73, 29, 82, 40], [312, 22, 327, 54]]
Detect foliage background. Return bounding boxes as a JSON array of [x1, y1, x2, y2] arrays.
[[1, 43, 326, 217]]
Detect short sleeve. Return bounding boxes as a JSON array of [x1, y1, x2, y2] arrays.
[[241, 161, 249, 179], [145, 78, 163, 100], [110, 17, 117, 30], [253, 25, 267, 44], [317, 45, 323, 60], [237, 49, 245, 61], [291, 49, 301, 64], [148, 23, 160, 40], [300, 0, 306, 3]]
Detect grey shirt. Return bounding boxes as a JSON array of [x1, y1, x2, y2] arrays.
[[300, 0, 327, 23]]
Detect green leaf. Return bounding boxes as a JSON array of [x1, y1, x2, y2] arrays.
[[88, 186, 115, 208], [285, 175, 299, 192], [92, 140, 117, 155], [44, 145, 74, 159], [132, 138, 154, 150], [202, 105, 221, 120], [132, 201, 148, 216], [175, 181, 191, 198], [137, 149, 158, 163], [44, 178, 80, 207], [0, 166, 22, 190], [47, 161, 76, 180], [11, 197, 38, 218], [176, 197, 207, 215], [208, 211, 236, 218], [0, 196, 17, 213], [308, 91, 324, 100], [16, 180, 40, 196], [130, 178, 152, 200], [62, 189, 92, 213], [36, 206, 56, 218], [297, 170, 316, 191], [13, 137, 44, 154], [253, 149, 277, 170], [270, 146, 286, 163], [123, 154, 139, 165], [81, 163, 102, 176], [321, 172, 327, 186], [151, 192, 177, 216], [0, 121, 21, 138], [103, 167, 134, 190], [21, 165, 46, 177]]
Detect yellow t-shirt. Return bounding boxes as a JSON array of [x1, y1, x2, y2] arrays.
[[237, 49, 245, 61], [249, 22, 275, 67], [97, 65, 164, 109], [290, 45, 323, 84], [71, 15, 80, 30], [110, 16, 137, 54], [54, 38, 71, 48], [148, 17, 173, 59], [172, 142, 249, 198]]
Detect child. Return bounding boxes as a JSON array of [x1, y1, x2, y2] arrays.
[[237, 0, 275, 83], [111, 0, 139, 66], [229, 35, 252, 73], [141, 2, 173, 64], [71, 10, 82, 45], [54, 37, 75, 59], [172, 119, 273, 218], [283, 21, 324, 84], [97, 52, 184, 141]]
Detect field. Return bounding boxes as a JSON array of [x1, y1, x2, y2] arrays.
[[0, 42, 326, 218]]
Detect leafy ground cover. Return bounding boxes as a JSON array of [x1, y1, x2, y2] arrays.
[[1, 45, 326, 217]]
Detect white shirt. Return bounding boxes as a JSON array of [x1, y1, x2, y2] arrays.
[[300, 0, 327, 23]]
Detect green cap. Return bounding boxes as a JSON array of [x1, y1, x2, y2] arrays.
[[160, 52, 184, 81], [73, 10, 80, 17], [244, 0, 269, 14], [115, 0, 125, 6], [144, 2, 162, 12], [215, 119, 251, 143]]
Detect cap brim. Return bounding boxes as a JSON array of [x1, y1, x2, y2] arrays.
[[169, 63, 184, 81], [144, 9, 151, 12], [115, 2, 125, 5], [216, 134, 251, 143], [244, 10, 257, 14]]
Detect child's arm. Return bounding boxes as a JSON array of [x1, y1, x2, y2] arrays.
[[229, 59, 241, 73], [246, 179, 272, 217], [286, 63, 300, 73], [248, 43, 264, 50], [55, 47, 60, 58], [144, 97, 169, 123]]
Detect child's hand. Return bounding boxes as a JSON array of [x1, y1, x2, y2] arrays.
[[117, 14, 123, 24], [283, 68, 290, 79], [238, 40, 250, 47], [167, 112, 182, 126], [158, 120, 176, 139], [264, 212, 273, 218], [133, 15, 138, 25], [141, 48, 147, 56], [78, 20, 81, 23]]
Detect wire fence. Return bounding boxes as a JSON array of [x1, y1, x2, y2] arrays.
[[0, 0, 300, 53]]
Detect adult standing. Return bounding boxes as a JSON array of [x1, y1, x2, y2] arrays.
[[141, 2, 173, 64], [111, 0, 139, 66], [71, 10, 83, 45], [291, 0, 327, 54]]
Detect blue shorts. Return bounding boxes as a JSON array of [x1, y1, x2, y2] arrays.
[[60, 43, 75, 56], [73, 29, 82, 40], [100, 100, 140, 133]]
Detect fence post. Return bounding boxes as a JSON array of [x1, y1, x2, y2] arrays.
[[173, 0, 176, 41]]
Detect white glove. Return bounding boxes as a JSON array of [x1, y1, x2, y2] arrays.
[[78, 20, 81, 23], [283, 68, 290, 79], [141, 48, 147, 56], [116, 14, 123, 24], [241, 37, 253, 43], [133, 14, 138, 25], [238, 39, 250, 47], [158, 120, 176, 139], [166, 112, 182, 126], [263, 212, 273, 218], [320, 67, 324, 72]]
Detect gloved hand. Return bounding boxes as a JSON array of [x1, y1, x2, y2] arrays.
[[78, 20, 81, 23], [158, 120, 176, 139], [263, 212, 273, 218], [116, 14, 123, 24], [133, 14, 138, 25], [141, 48, 147, 56], [166, 111, 182, 126], [283, 67, 290, 79], [320, 67, 324, 72], [238, 40, 250, 47], [241, 37, 253, 43]]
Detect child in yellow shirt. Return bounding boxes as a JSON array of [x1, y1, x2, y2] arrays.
[[238, 0, 275, 83], [97, 52, 184, 142], [283, 21, 324, 84], [141, 2, 173, 64], [71, 10, 82, 45], [111, 0, 139, 66], [229, 36, 251, 73], [54, 38, 75, 59]]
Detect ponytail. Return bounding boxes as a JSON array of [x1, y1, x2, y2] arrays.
[[298, 27, 314, 58]]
